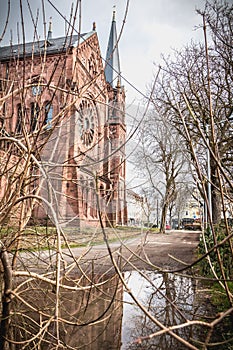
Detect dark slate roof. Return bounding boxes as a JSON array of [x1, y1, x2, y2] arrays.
[[0, 31, 95, 61], [105, 11, 121, 87]]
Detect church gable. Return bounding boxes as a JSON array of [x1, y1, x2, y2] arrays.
[[74, 31, 106, 99]]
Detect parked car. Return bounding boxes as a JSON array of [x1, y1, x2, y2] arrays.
[[181, 218, 194, 228], [182, 218, 202, 230]]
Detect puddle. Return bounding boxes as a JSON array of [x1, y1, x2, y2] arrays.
[[7, 269, 233, 349], [121, 270, 196, 349]]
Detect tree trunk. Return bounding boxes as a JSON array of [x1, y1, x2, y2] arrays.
[[211, 164, 221, 224], [0, 243, 12, 350], [160, 203, 168, 234]]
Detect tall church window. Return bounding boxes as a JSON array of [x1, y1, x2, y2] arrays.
[[89, 182, 96, 217], [45, 102, 53, 128], [31, 102, 40, 131], [120, 156, 125, 177], [99, 184, 105, 215], [80, 177, 85, 215], [16, 104, 22, 133], [88, 54, 97, 76], [84, 187, 89, 217]]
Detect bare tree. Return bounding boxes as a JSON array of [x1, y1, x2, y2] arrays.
[[129, 1, 233, 345], [136, 111, 191, 233], [146, 0, 233, 321], [172, 184, 196, 228], [149, 1, 233, 225]]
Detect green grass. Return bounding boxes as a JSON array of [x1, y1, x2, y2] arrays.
[[3, 225, 142, 252]]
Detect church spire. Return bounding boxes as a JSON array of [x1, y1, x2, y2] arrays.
[[105, 8, 121, 87], [47, 17, 53, 40]]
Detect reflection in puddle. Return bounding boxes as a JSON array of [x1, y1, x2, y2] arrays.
[[122, 270, 195, 349], [11, 273, 123, 349], [9, 269, 232, 349]]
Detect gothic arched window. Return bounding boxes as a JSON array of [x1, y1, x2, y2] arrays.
[[80, 176, 85, 216], [100, 184, 105, 198], [88, 53, 97, 76], [16, 104, 22, 133], [89, 181, 97, 217], [31, 102, 40, 131], [45, 102, 53, 128]]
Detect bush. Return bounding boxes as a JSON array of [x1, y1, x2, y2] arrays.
[[198, 225, 233, 280]]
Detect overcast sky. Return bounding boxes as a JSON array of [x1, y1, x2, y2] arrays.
[[0, 0, 210, 102]]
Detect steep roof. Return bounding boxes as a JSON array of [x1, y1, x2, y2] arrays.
[[105, 10, 121, 87], [0, 31, 95, 61]]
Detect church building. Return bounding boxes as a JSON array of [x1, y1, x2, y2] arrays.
[[0, 12, 127, 228]]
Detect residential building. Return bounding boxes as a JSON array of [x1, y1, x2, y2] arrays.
[[127, 189, 145, 226]]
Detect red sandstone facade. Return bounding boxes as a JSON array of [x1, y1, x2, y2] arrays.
[[0, 16, 127, 228]]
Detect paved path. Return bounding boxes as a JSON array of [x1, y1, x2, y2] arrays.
[[17, 230, 201, 273], [63, 229, 201, 272]]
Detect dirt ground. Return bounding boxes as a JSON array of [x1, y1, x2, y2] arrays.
[[67, 229, 201, 273], [17, 229, 201, 274]]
